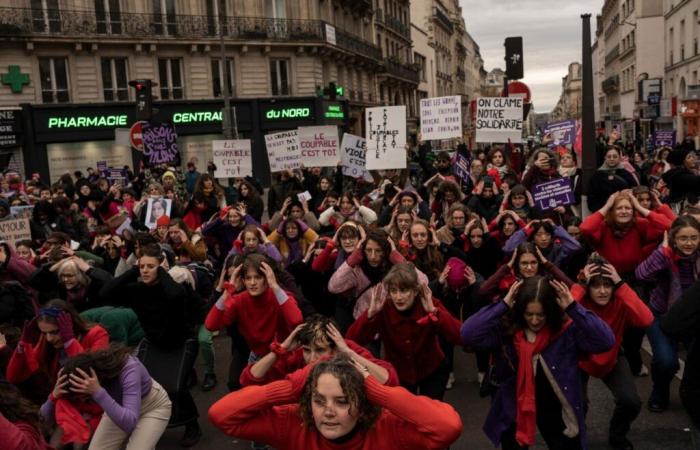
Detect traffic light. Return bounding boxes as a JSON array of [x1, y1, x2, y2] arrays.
[[504, 37, 524, 80], [129, 79, 153, 121], [317, 83, 344, 100]]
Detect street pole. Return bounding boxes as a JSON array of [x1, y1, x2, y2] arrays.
[[219, 0, 234, 140], [580, 14, 596, 218]]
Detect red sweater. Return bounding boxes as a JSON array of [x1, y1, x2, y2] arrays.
[[573, 283, 653, 378], [6, 325, 109, 384], [311, 240, 339, 273], [580, 211, 672, 275], [0, 415, 51, 450], [347, 298, 462, 385], [240, 340, 400, 387], [209, 374, 463, 450], [205, 288, 303, 356]]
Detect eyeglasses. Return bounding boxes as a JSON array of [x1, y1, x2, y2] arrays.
[[675, 236, 700, 244]]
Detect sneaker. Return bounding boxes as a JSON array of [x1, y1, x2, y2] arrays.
[[636, 365, 649, 377], [609, 436, 634, 450], [202, 373, 217, 392], [180, 421, 202, 447], [647, 398, 668, 413], [446, 372, 455, 390]]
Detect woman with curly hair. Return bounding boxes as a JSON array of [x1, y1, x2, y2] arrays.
[[0, 383, 51, 450], [237, 180, 264, 223], [399, 219, 444, 282], [208, 355, 462, 449]]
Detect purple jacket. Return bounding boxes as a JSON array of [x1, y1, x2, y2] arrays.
[[635, 246, 700, 315], [460, 301, 615, 448], [503, 224, 582, 267], [201, 215, 259, 256]]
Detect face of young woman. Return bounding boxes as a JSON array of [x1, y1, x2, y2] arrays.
[[152, 202, 165, 220], [203, 179, 213, 189], [312, 374, 358, 440], [684, 152, 697, 171], [302, 342, 334, 365], [511, 194, 526, 209], [227, 209, 242, 226], [524, 301, 546, 333], [339, 234, 358, 254], [674, 226, 700, 256], [400, 196, 416, 209], [410, 224, 429, 250], [468, 228, 484, 248], [566, 225, 581, 241], [244, 232, 260, 250], [319, 178, 331, 191], [535, 153, 551, 170], [589, 282, 613, 306], [388, 285, 416, 312], [491, 151, 504, 167], [240, 185, 249, 197], [396, 213, 412, 232], [614, 199, 634, 225], [38, 319, 64, 349], [79, 185, 90, 196], [451, 211, 466, 230], [518, 253, 539, 278], [139, 255, 160, 284], [443, 190, 456, 203], [471, 160, 484, 176], [533, 228, 552, 249], [326, 197, 338, 209], [502, 218, 517, 237], [243, 268, 267, 296], [364, 240, 384, 267], [635, 193, 651, 210], [289, 206, 304, 220], [605, 149, 621, 168], [285, 223, 299, 239], [340, 198, 353, 214], [560, 153, 575, 168], [16, 245, 32, 262]]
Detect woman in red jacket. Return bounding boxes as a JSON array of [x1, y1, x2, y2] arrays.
[[573, 257, 653, 450], [205, 253, 303, 365], [347, 262, 463, 400], [208, 355, 463, 450]]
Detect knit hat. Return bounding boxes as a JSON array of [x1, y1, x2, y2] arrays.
[[446, 257, 467, 290], [156, 215, 171, 227], [667, 149, 691, 167], [162, 171, 176, 181]]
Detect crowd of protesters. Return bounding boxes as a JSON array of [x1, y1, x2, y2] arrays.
[[0, 132, 699, 450]]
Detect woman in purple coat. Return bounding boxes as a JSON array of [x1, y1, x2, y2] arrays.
[[461, 276, 614, 450]]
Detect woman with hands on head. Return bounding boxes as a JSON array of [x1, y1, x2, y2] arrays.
[[201, 201, 260, 262], [489, 209, 528, 248], [347, 262, 463, 400], [269, 197, 321, 232], [398, 219, 445, 281], [384, 205, 415, 244], [312, 222, 362, 273], [41, 344, 171, 450], [230, 224, 283, 262], [503, 218, 582, 268], [461, 275, 615, 450]]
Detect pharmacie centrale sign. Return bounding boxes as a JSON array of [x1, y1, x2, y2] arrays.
[[47, 114, 128, 128]]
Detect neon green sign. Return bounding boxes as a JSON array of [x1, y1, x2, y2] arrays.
[[47, 114, 128, 129], [173, 111, 222, 123], [324, 104, 344, 119], [265, 107, 311, 120]]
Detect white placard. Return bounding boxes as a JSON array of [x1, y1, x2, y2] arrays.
[[212, 140, 252, 178], [297, 126, 340, 168], [144, 198, 173, 229], [325, 24, 336, 45], [475, 97, 523, 143], [420, 95, 462, 140], [264, 130, 301, 172], [340, 133, 370, 178], [364, 106, 407, 170]]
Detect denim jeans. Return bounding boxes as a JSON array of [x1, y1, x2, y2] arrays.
[[647, 315, 680, 404]]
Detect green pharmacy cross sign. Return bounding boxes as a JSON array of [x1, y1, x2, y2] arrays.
[[1, 66, 30, 93]]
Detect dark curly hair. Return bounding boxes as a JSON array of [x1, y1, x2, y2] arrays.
[[0, 384, 41, 428], [62, 343, 133, 398], [299, 355, 381, 432], [504, 275, 564, 335]]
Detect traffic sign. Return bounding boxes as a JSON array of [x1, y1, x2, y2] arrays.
[[130, 121, 145, 151], [504, 81, 532, 103]]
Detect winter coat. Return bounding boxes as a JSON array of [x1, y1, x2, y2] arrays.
[[661, 167, 700, 204], [503, 224, 582, 267], [635, 246, 700, 315]]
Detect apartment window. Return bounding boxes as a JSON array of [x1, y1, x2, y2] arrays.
[[206, 0, 227, 36], [153, 0, 176, 35], [31, 0, 60, 33], [265, 0, 286, 18], [270, 59, 289, 96], [158, 58, 183, 99], [414, 52, 426, 81], [95, 0, 121, 34], [211, 58, 235, 97], [101, 58, 128, 101], [39, 57, 69, 103]]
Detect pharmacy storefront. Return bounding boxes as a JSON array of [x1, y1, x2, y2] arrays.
[[21, 97, 348, 185]]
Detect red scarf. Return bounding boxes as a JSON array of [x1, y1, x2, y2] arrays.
[[512, 321, 570, 446], [55, 397, 103, 444]]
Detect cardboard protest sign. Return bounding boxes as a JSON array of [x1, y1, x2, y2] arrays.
[[420, 96, 462, 140], [212, 140, 252, 178], [264, 130, 301, 172], [453, 154, 471, 182], [0, 217, 31, 248], [142, 122, 179, 166], [144, 197, 173, 229], [297, 126, 339, 168], [9, 205, 34, 219], [531, 178, 575, 211], [543, 119, 576, 147], [653, 130, 675, 148], [475, 97, 523, 143], [365, 106, 407, 170], [340, 133, 370, 178]]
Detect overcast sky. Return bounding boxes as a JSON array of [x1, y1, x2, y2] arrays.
[[460, 0, 604, 113]]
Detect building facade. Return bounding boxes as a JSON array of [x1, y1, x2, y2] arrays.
[[550, 62, 583, 121]]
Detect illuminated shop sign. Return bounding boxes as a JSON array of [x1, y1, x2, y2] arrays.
[[324, 104, 344, 119], [47, 114, 128, 129], [172, 111, 222, 123], [265, 107, 311, 120]]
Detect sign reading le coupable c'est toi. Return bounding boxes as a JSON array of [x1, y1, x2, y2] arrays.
[[213, 140, 253, 178], [475, 97, 523, 144], [297, 126, 339, 168]]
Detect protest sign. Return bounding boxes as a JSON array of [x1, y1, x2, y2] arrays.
[[543, 119, 576, 147], [297, 126, 339, 168], [340, 133, 369, 178], [142, 122, 179, 166], [212, 140, 252, 178], [105, 168, 128, 186], [653, 130, 676, 148], [365, 106, 407, 170], [10, 205, 33, 219], [420, 95, 462, 140], [264, 130, 301, 172], [475, 97, 523, 143], [144, 197, 172, 229], [453, 154, 471, 182], [0, 217, 31, 248], [531, 178, 575, 211]]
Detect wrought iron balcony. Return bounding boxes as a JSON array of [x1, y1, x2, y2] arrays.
[[432, 6, 453, 32], [384, 15, 410, 39], [335, 28, 382, 61], [602, 75, 619, 93], [383, 58, 419, 84]]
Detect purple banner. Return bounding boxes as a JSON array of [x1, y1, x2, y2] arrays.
[[653, 130, 676, 148], [453, 154, 471, 182], [142, 121, 179, 166], [532, 178, 575, 210], [543, 119, 576, 147], [105, 168, 128, 186]]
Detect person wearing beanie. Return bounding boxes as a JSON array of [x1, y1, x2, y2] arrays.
[[661, 149, 700, 204]]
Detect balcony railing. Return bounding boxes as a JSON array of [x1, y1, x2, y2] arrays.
[[437, 71, 452, 82], [605, 44, 620, 64], [602, 75, 619, 93], [432, 7, 453, 32], [383, 58, 419, 83], [335, 28, 382, 61], [384, 15, 410, 39]]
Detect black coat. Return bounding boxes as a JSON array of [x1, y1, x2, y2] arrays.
[[587, 168, 638, 212], [661, 167, 700, 203], [28, 264, 113, 310]]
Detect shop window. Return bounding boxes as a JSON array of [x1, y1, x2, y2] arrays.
[[95, 0, 122, 34], [101, 58, 129, 102], [31, 0, 60, 33], [158, 58, 184, 99], [153, 0, 177, 35], [270, 59, 289, 96], [39, 57, 69, 103], [211, 58, 235, 98]]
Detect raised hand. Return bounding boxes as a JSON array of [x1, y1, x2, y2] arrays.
[[326, 323, 351, 354], [280, 323, 305, 352], [52, 369, 70, 400], [68, 367, 101, 396], [438, 264, 451, 286], [419, 284, 436, 313], [260, 262, 279, 291], [600, 263, 622, 284], [464, 265, 477, 286], [549, 279, 574, 310], [503, 279, 523, 308], [367, 284, 387, 319], [56, 311, 74, 343]]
